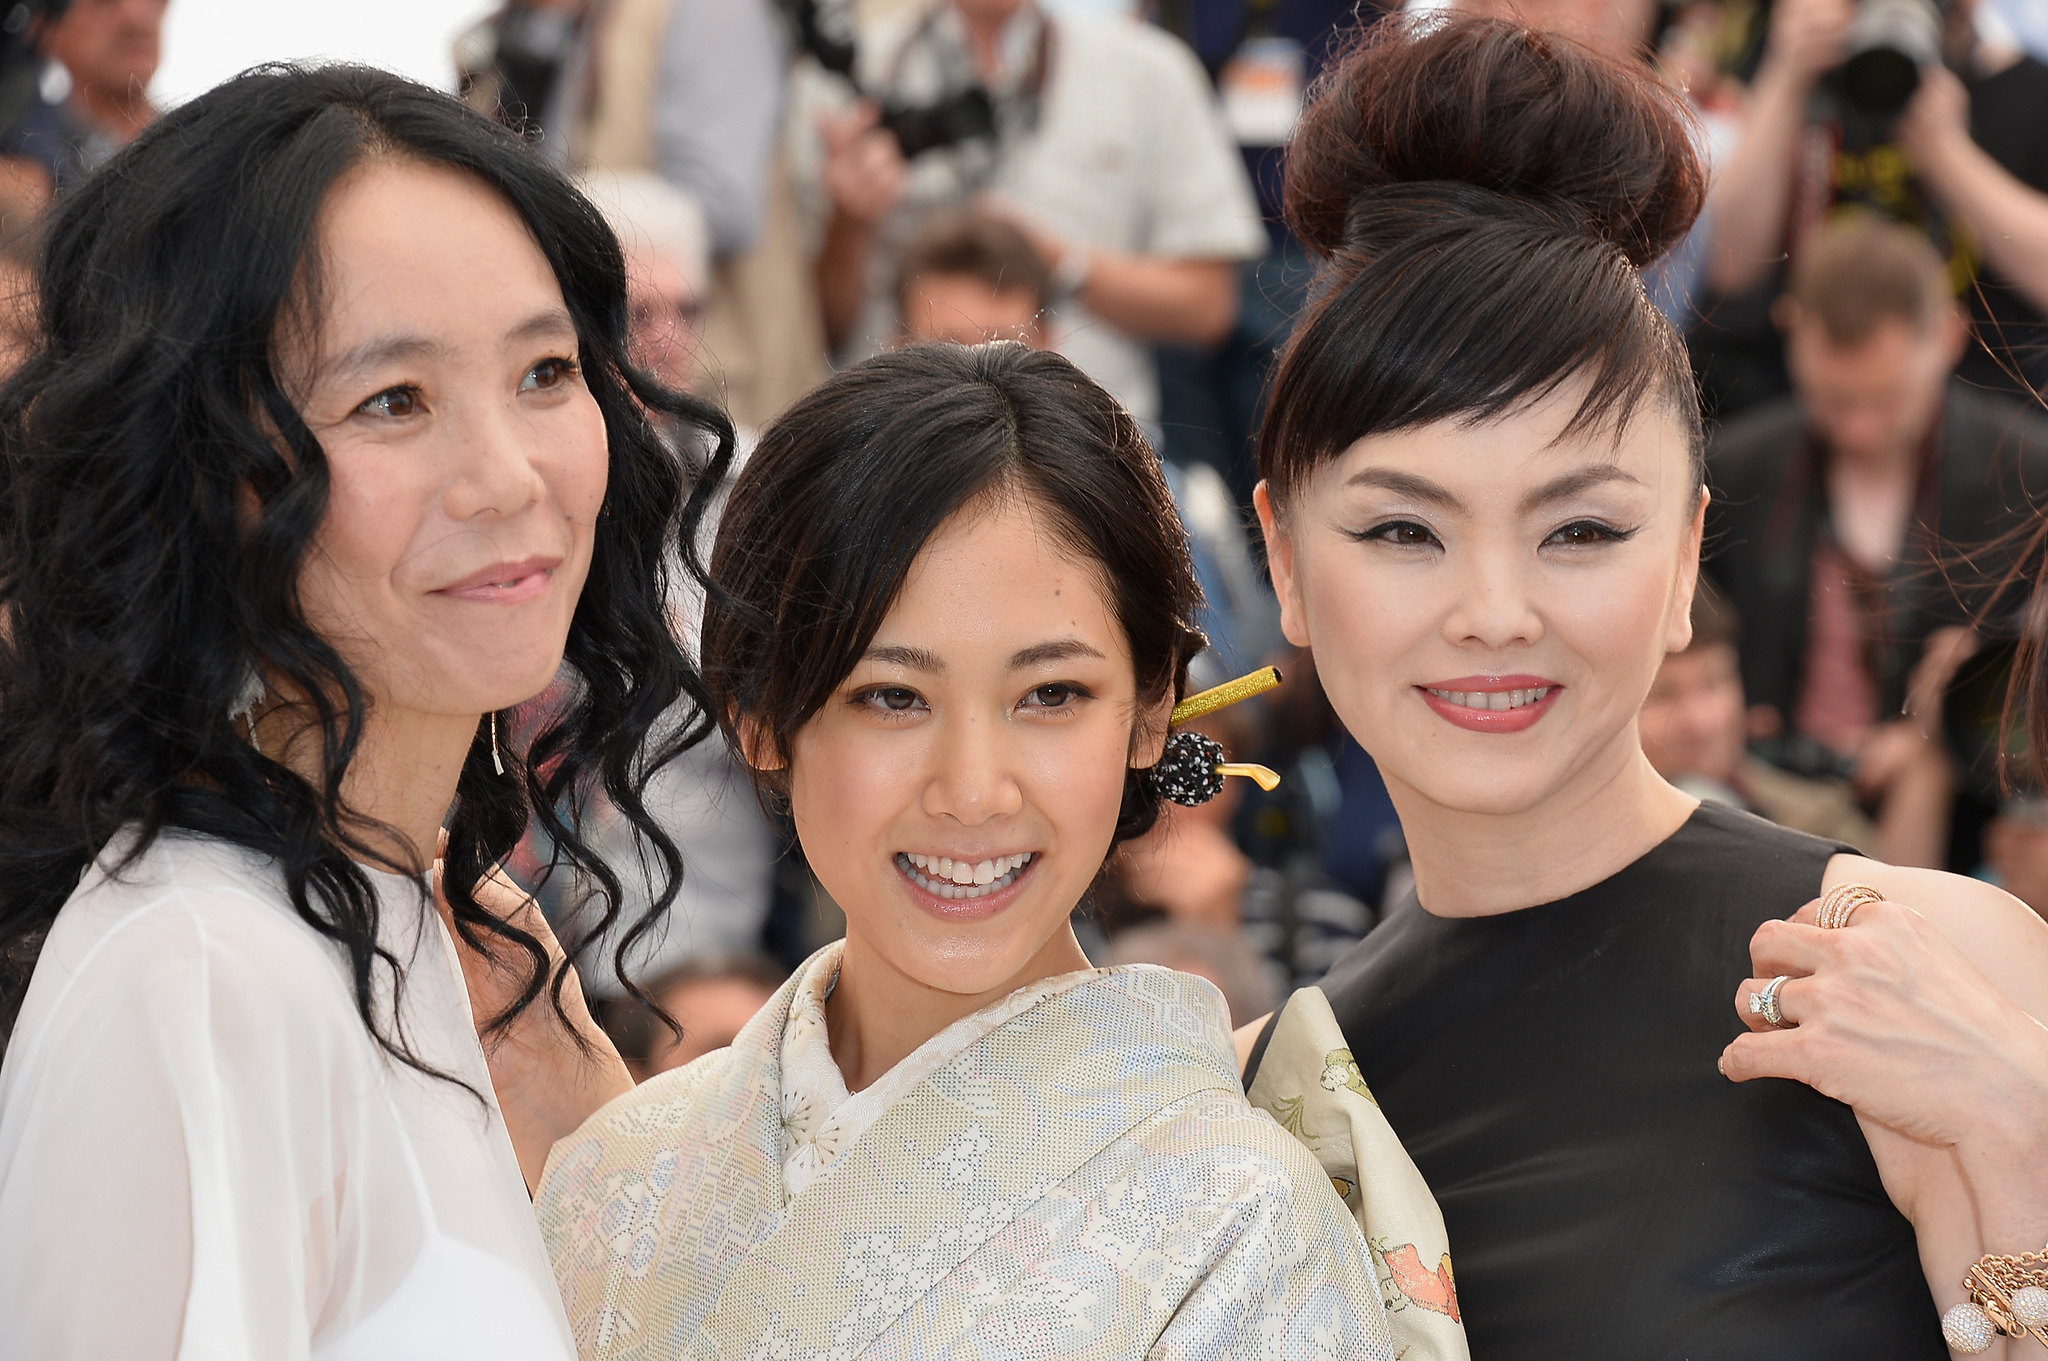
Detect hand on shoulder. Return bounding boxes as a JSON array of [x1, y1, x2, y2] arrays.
[[1823, 855, 2048, 1018], [1723, 858, 2048, 1226]]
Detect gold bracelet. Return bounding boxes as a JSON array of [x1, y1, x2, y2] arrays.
[[1942, 1248, 2048, 1353]]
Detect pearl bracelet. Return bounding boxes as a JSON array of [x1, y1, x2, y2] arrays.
[[1942, 1247, 2048, 1353]]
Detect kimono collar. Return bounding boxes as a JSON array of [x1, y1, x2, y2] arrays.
[[777, 940, 1107, 1202]]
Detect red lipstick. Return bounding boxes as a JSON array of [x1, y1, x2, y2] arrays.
[[1417, 674, 1563, 734]]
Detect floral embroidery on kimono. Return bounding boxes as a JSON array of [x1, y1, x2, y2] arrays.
[[536, 946, 1393, 1360], [1245, 987, 1472, 1361]]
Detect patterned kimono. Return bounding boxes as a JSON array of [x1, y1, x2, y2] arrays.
[[535, 946, 1393, 1360]]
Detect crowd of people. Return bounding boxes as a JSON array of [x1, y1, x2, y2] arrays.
[[0, 0, 2042, 1009], [0, 0, 2045, 1357], [448, 0, 2048, 1028]]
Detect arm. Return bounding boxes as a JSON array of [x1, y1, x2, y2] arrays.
[[1070, 252, 1238, 346], [814, 102, 907, 353], [1703, 0, 1854, 295], [976, 206, 1240, 345], [1900, 65, 2048, 316], [650, 0, 785, 260], [1145, 1113, 1399, 1359], [438, 862, 633, 1192], [1723, 864, 2048, 1344]]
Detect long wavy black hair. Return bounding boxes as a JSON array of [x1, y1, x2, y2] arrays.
[[0, 64, 732, 1063]]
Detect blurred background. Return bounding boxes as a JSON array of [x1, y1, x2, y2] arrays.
[[8, 0, 2046, 1075]]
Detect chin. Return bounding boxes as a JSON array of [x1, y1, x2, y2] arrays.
[[459, 647, 574, 712], [1396, 764, 1559, 819]]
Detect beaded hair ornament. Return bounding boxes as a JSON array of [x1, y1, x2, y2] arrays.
[[1147, 666, 1284, 806]]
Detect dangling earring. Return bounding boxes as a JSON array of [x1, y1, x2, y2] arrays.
[[229, 668, 265, 757], [489, 711, 505, 776]]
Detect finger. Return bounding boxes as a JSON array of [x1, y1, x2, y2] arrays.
[[1788, 898, 1820, 926], [1747, 917, 1841, 976], [1719, 1028, 1809, 1084], [1733, 975, 1804, 1032]]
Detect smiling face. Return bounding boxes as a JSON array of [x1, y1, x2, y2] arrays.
[[1261, 383, 1702, 822], [282, 158, 607, 724], [783, 493, 1163, 1001]]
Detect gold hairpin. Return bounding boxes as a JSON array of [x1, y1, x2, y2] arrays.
[[1171, 665, 1282, 725]]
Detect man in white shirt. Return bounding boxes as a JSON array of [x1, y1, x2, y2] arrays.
[[806, 0, 1266, 428]]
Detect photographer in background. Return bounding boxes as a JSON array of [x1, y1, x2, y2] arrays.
[[1697, 0, 2048, 414], [800, 0, 1266, 432], [1704, 217, 2048, 869], [1641, 583, 1955, 866], [0, 0, 164, 197]]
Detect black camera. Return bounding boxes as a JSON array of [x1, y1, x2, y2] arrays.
[[780, 0, 999, 160], [1826, 0, 1947, 122], [0, 1, 65, 135]]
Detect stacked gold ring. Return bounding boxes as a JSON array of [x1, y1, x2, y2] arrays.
[[1817, 883, 1884, 930]]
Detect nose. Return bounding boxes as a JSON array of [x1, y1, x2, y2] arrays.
[[1440, 536, 1543, 653], [921, 707, 1026, 827], [440, 389, 550, 525]]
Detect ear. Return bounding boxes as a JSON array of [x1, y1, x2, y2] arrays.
[[1667, 488, 1708, 656], [735, 712, 787, 773], [1129, 688, 1173, 769], [1255, 481, 1312, 649], [1934, 302, 1970, 370]]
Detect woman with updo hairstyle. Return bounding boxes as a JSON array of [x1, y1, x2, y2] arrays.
[[1237, 15, 2048, 1359], [0, 65, 730, 1355]]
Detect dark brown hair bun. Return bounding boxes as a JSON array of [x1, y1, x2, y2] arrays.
[[1287, 15, 1705, 268], [1258, 14, 1708, 504]]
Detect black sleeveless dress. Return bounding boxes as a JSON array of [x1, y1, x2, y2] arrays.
[[1247, 802, 1944, 1360]]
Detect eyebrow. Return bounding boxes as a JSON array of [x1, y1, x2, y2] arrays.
[[1010, 638, 1105, 669], [1342, 467, 1465, 509], [857, 638, 1106, 675], [1518, 465, 1645, 512], [862, 644, 945, 673], [316, 308, 578, 386], [1341, 464, 1646, 513]]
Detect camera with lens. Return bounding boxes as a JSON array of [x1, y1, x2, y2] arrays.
[[780, 0, 999, 160], [1825, 0, 1949, 128], [0, 1, 65, 134]]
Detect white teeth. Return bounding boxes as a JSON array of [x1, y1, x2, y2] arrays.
[[1427, 686, 1553, 711], [896, 851, 1034, 901]]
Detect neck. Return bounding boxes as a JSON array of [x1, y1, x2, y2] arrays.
[[253, 695, 478, 873], [1391, 729, 1698, 917], [1827, 438, 1920, 481], [70, 79, 153, 144], [825, 918, 1090, 1091], [956, 2, 1031, 82]]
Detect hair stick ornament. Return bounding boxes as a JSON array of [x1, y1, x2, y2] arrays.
[[1151, 666, 1284, 806]]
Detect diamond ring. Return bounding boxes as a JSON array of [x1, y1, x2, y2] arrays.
[[1747, 975, 1793, 1028]]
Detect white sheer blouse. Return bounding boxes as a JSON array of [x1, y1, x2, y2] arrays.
[[0, 831, 575, 1360]]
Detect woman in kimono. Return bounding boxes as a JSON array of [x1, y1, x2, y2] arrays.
[[533, 342, 1404, 1359], [1235, 15, 2048, 1360]]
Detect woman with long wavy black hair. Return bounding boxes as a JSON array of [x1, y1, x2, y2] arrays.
[[0, 64, 727, 1357]]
